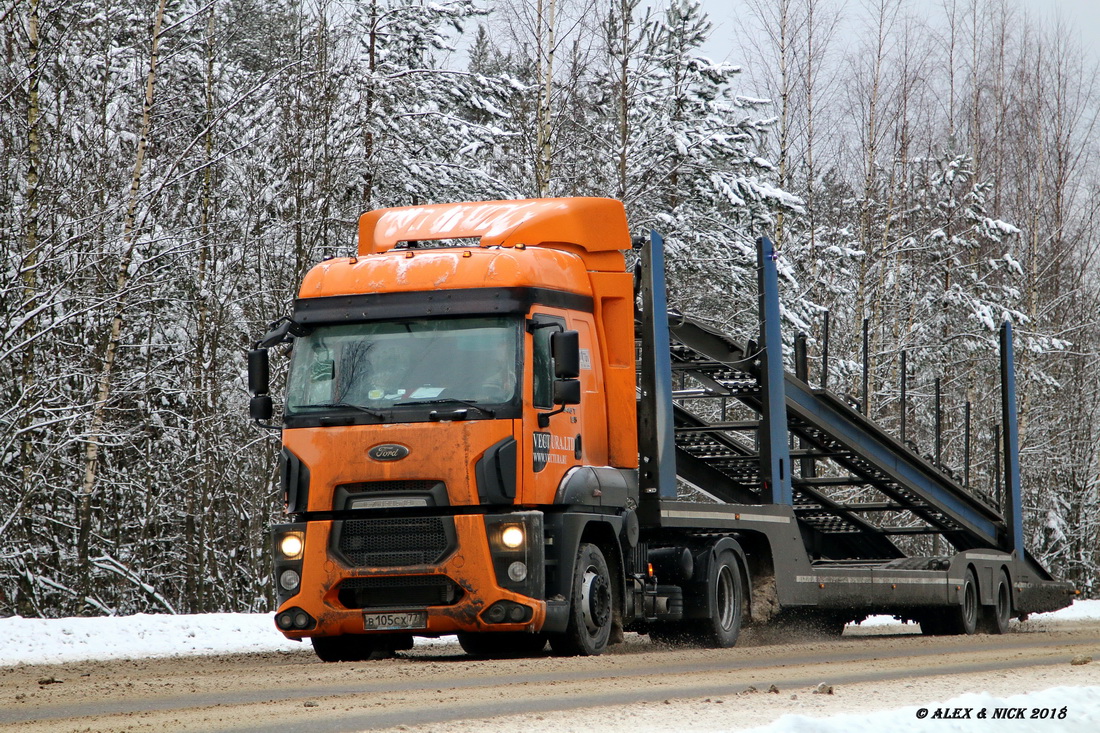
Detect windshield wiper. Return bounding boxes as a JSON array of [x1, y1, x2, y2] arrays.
[[394, 398, 495, 418], [309, 401, 387, 419]]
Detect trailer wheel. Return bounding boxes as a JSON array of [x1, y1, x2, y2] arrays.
[[549, 542, 613, 656], [457, 632, 547, 658], [311, 633, 412, 662], [980, 571, 1012, 635], [942, 567, 979, 635], [694, 550, 744, 648]]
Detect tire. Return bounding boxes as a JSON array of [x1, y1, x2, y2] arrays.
[[980, 571, 1012, 635], [648, 622, 697, 647], [311, 633, 412, 662], [457, 632, 547, 658], [918, 614, 945, 636], [693, 550, 744, 648], [941, 568, 979, 635], [549, 543, 614, 656]]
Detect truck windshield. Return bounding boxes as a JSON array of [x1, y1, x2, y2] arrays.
[[285, 316, 519, 417]]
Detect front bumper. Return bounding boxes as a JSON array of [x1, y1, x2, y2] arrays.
[[272, 511, 546, 638]]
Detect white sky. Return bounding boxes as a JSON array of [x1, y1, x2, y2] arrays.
[[699, 0, 1100, 67]]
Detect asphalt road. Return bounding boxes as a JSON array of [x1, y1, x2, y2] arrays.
[[3, 621, 1098, 732]]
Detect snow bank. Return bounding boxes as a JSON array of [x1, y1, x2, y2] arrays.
[[0, 612, 302, 665], [854, 598, 1100, 628], [1, 600, 1097, 667]]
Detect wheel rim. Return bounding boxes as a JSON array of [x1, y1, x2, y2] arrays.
[[963, 578, 977, 627], [581, 566, 611, 634], [996, 581, 1011, 624], [715, 565, 736, 630]]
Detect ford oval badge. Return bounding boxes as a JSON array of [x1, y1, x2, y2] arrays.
[[368, 443, 409, 461]]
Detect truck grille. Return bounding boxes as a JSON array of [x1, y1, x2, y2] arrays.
[[338, 480, 441, 493], [335, 516, 454, 567], [337, 575, 462, 609]]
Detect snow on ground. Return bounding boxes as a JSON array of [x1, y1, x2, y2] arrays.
[[738, 685, 1100, 733], [0, 599, 1097, 667]]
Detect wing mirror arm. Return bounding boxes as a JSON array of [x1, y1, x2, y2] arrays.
[[248, 316, 309, 431]]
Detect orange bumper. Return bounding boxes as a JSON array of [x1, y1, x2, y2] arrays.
[[275, 513, 546, 638]]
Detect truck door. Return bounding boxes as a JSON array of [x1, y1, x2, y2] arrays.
[[522, 312, 584, 506]]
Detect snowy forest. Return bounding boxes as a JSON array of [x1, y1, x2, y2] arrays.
[[1, 0, 1098, 617]]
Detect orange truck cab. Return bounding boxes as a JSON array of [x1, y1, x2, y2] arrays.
[[252, 198, 643, 659]]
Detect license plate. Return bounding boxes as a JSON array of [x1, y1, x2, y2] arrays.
[[363, 611, 427, 631]]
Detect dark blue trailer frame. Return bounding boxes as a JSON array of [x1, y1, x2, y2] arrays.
[[633, 233, 1073, 628]]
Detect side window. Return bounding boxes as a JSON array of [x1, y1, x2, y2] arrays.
[[531, 315, 565, 408]]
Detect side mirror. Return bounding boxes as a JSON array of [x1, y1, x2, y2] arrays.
[[248, 348, 270, 395], [247, 348, 276, 425], [553, 378, 581, 405], [250, 395, 274, 421], [552, 330, 580, 379]]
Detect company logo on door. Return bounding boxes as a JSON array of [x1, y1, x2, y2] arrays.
[[368, 443, 409, 461], [532, 431, 573, 472]]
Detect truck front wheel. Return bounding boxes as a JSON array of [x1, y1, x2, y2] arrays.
[[549, 542, 613, 656]]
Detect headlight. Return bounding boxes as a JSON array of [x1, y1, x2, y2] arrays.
[[279, 569, 300, 591], [279, 532, 304, 559], [500, 525, 525, 549]]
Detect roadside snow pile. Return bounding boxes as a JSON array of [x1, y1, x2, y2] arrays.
[[739, 685, 1100, 732], [854, 598, 1100, 628], [0, 612, 303, 665], [1, 599, 1097, 667]]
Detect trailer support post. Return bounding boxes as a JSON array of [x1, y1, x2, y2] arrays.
[[964, 401, 971, 489], [757, 237, 793, 505], [862, 318, 870, 415], [795, 333, 816, 478], [1000, 322, 1024, 554], [900, 350, 908, 443], [637, 230, 678, 499], [934, 377, 942, 467]]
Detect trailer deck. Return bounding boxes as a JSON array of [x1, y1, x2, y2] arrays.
[[636, 233, 1073, 620]]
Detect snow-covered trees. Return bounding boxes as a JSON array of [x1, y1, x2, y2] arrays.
[[0, 0, 1098, 616]]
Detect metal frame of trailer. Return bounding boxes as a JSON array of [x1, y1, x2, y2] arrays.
[[635, 232, 1073, 622]]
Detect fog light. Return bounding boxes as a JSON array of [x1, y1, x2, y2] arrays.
[[501, 525, 524, 549], [277, 612, 294, 630], [279, 532, 304, 560], [279, 569, 300, 591], [508, 605, 525, 621], [508, 561, 527, 582], [293, 612, 310, 629], [486, 604, 507, 623]]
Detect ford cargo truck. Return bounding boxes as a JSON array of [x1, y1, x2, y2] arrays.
[[248, 197, 1074, 661]]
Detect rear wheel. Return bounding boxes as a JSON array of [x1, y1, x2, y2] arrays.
[[940, 568, 979, 635], [549, 543, 613, 656], [693, 551, 744, 648], [918, 614, 945, 636], [980, 571, 1012, 635], [457, 632, 547, 658]]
